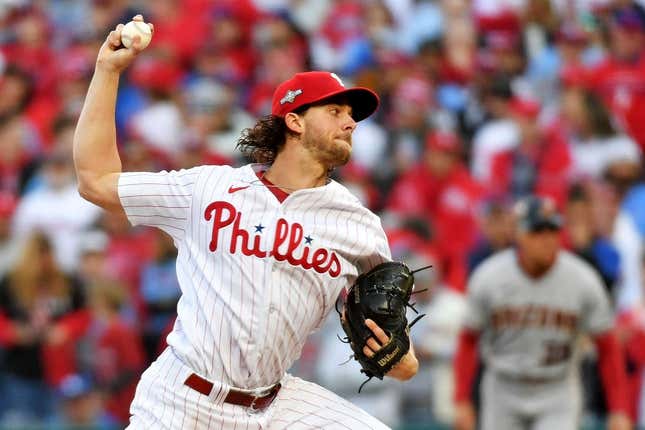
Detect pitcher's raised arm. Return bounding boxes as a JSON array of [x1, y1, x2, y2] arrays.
[[73, 15, 153, 211]]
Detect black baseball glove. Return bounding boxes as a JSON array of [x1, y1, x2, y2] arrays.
[[339, 261, 426, 389]]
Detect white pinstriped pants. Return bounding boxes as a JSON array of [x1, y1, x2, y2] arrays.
[[126, 347, 390, 429]]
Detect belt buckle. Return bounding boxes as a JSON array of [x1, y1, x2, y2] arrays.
[[249, 394, 260, 411], [247, 387, 267, 412], [248, 384, 279, 411], [246, 392, 266, 414]]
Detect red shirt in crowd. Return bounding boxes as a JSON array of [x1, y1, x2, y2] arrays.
[[91, 318, 145, 423], [105, 229, 156, 321], [387, 164, 483, 291], [587, 52, 645, 152], [489, 127, 572, 207]]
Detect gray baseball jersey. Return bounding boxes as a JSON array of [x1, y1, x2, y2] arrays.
[[463, 249, 613, 380]]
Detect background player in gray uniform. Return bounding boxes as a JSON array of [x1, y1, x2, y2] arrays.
[[452, 196, 631, 430]]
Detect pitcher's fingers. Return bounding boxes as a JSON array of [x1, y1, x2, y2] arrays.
[[130, 35, 145, 52], [365, 319, 390, 344], [363, 345, 374, 358], [107, 30, 121, 48], [366, 337, 381, 351]]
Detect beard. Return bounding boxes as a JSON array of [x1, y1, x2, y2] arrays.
[[302, 128, 352, 169]]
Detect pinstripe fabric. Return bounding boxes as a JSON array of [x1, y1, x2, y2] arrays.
[[119, 163, 392, 428], [126, 348, 268, 429], [126, 348, 390, 429], [268, 375, 390, 430]]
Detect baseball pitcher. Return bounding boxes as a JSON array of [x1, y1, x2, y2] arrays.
[[73, 15, 419, 430]]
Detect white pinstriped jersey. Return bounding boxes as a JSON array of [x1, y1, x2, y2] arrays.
[[118, 163, 391, 389]]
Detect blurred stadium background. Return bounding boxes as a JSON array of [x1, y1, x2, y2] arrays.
[[1, 0, 645, 428]]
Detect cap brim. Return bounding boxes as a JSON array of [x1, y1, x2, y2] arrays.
[[521, 217, 563, 232], [315, 87, 380, 122]]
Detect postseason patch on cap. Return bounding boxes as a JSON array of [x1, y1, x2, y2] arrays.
[[280, 89, 303, 105]]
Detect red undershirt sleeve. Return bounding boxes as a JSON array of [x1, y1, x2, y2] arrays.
[[594, 330, 629, 414], [454, 328, 480, 403]]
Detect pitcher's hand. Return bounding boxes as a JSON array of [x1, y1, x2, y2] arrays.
[[96, 15, 153, 74], [361, 319, 418, 381]]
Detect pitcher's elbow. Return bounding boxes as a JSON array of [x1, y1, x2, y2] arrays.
[[76, 179, 105, 207], [76, 181, 93, 202]]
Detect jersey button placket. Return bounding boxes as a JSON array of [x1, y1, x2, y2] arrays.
[[269, 203, 287, 316], [258, 207, 280, 357]]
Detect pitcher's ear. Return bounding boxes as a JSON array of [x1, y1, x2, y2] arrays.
[[284, 112, 304, 134]]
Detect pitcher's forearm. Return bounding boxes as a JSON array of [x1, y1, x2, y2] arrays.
[[73, 66, 122, 184]]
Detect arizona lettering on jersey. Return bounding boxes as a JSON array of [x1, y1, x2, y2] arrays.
[[464, 249, 612, 379], [490, 305, 578, 333], [118, 163, 390, 389]]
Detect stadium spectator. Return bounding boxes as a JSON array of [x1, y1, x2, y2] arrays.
[[488, 96, 572, 206], [51, 373, 116, 430], [139, 230, 181, 362], [563, 184, 621, 293], [0, 192, 20, 278], [77, 279, 145, 426], [587, 4, 645, 151], [0, 112, 41, 196], [11, 149, 101, 273], [0, 232, 87, 425], [387, 130, 483, 291], [559, 86, 641, 180], [98, 211, 155, 324], [179, 77, 253, 164], [467, 197, 515, 273]]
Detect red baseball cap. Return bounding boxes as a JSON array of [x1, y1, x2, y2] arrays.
[[485, 31, 520, 51], [426, 131, 461, 153], [509, 97, 541, 118], [556, 22, 589, 45], [271, 71, 379, 122]]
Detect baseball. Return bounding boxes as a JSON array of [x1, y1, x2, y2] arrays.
[[120, 20, 152, 49]]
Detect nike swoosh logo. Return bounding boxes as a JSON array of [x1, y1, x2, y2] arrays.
[[228, 185, 250, 194]]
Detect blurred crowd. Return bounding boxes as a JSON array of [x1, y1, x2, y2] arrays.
[[2, 0, 645, 428]]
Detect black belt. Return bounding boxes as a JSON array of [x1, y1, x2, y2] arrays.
[[184, 373, 281, 410]]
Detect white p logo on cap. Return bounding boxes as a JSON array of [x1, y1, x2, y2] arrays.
[[330, 73, 344, 87]]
